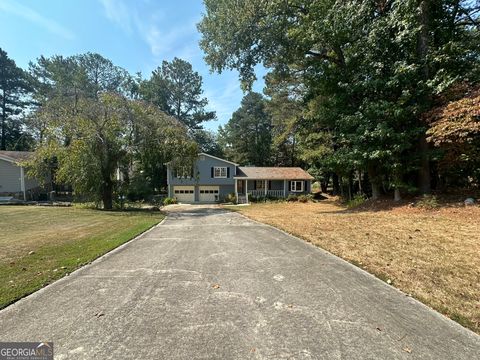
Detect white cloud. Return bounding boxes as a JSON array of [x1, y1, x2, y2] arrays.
[[99, 0, 133, 33], [0, 0, 74, 39], [99, 0, 200, 62]]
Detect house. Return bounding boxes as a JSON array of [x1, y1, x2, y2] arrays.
[[0, 151, 45, 200], [166, 153, 313, 204]]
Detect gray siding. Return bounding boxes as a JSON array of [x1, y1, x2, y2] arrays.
[[0, 159, 21, 192], [168, 155, 235, 187], [219, 185, 235, 200], [0, 159, 42, 195]]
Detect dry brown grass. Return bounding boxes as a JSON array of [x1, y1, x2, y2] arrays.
[[230, 199, 480, 333]]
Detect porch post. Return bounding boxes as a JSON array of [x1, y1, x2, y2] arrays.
[[234, 178, 238, 204], [264, 179, 267, 197], [283, 179, 287, 198], [245, 179, 248, 203], [20, 166, 26, 201]]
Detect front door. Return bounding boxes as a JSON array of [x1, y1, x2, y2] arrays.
[[237, 180, 244, 194]]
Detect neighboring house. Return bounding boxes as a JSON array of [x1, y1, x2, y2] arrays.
[[167, 153, 313, 204], [0, 151, 45, 200]]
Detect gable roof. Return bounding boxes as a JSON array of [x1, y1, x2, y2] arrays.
[[198, 153, 238, 166], [235, 167, 314, 180], [165, 153, 239, 166], [0, 151, 33, 164]]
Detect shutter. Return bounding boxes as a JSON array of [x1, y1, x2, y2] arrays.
[[254, 181, 257, 190], [211, 167, 214, 178], [268, 180, 272, 189], [227, 167, 230, 178], [304, 180, 308, 192], [289, 181, 292, 191]]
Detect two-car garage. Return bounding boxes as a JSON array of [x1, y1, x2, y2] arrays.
[[173, 185, 219, 203]]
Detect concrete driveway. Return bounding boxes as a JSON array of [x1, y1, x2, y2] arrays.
[[0, 205, 479, 359]]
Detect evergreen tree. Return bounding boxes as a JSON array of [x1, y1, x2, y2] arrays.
[[0, 48, 33, 150]]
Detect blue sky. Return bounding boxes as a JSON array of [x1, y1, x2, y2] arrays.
[[0, 0, 265, 131]]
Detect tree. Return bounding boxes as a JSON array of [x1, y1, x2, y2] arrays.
[[0, 48, 33, 150], [191, 129, 224, 158], [199, 0, 480, 198], [27, 53, 196, 208], [426, 84, 480, 186], [218, 92, 272, 165], [140, 57, 215, 129]]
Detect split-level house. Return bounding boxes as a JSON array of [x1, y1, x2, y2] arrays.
[[167, 153, 313, 204]]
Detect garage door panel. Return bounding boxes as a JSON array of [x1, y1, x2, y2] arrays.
[[199, 186, 219, 202], [173, 186, 195, 203]]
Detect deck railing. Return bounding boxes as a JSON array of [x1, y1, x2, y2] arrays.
[[247, 189, 285, 198]]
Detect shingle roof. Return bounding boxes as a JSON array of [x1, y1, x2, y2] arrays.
[[0, 151, 33, 163], [235, 167, 314, 180]]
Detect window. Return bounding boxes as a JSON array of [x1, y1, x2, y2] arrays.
[[290, 181, 304, 192], [214, 166, 227, 178], [255, 180, 265, 190], [176, 166, 193, 179]]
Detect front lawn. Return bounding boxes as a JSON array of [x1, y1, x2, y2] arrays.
[[0, 206, 163, 309], [229, 199, 480, 334]]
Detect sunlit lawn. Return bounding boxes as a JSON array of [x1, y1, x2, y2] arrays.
[[0, 205, 163, 308]]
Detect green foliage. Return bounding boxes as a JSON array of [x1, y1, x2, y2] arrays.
[[346, 194, 367, 209], [415, 195, 439, 209], [223, 193, 237, 204], [297, 194, 313, 203], [0, 48, 33, 150], [199, 0, 480, 196], [286, 194, 298, 202], [26, 53, 197, 209], [218, 92, 272, 165], [139, 57, 215, 130], [163, 197, 178, 206]]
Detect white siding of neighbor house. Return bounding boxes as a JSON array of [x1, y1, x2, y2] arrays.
[[0, 159, 22, 192], [0, 159, 40, 193]]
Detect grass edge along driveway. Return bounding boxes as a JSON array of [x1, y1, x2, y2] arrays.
[[0, 206, 163, 309]]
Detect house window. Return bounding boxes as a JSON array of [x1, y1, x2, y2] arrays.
[[255, 180, 265, 190], [214, 166, 227, 178], [176, 166, 193, 179], [290, 181, 304, 192]]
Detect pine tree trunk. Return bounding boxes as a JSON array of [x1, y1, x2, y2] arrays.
[[368, 165, 381, 200]]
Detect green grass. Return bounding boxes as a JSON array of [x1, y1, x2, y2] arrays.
[[0, 206, 163, 309]]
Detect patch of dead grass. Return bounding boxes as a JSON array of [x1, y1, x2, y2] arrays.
[[232, 200, 480, 333]]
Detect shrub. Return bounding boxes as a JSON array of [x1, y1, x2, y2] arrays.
[[297, 194, 313, 203], [416, 194, 439, 209], [286, 194, 298, 202], [249, 195, 266, 203], [163, 197, 177, 206], [346, 194, 367, 208], [224, 193, 237, 203]]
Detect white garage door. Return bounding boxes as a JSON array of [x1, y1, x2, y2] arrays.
[[173, 186, 195, 203], [199, 186, 219, 203]]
